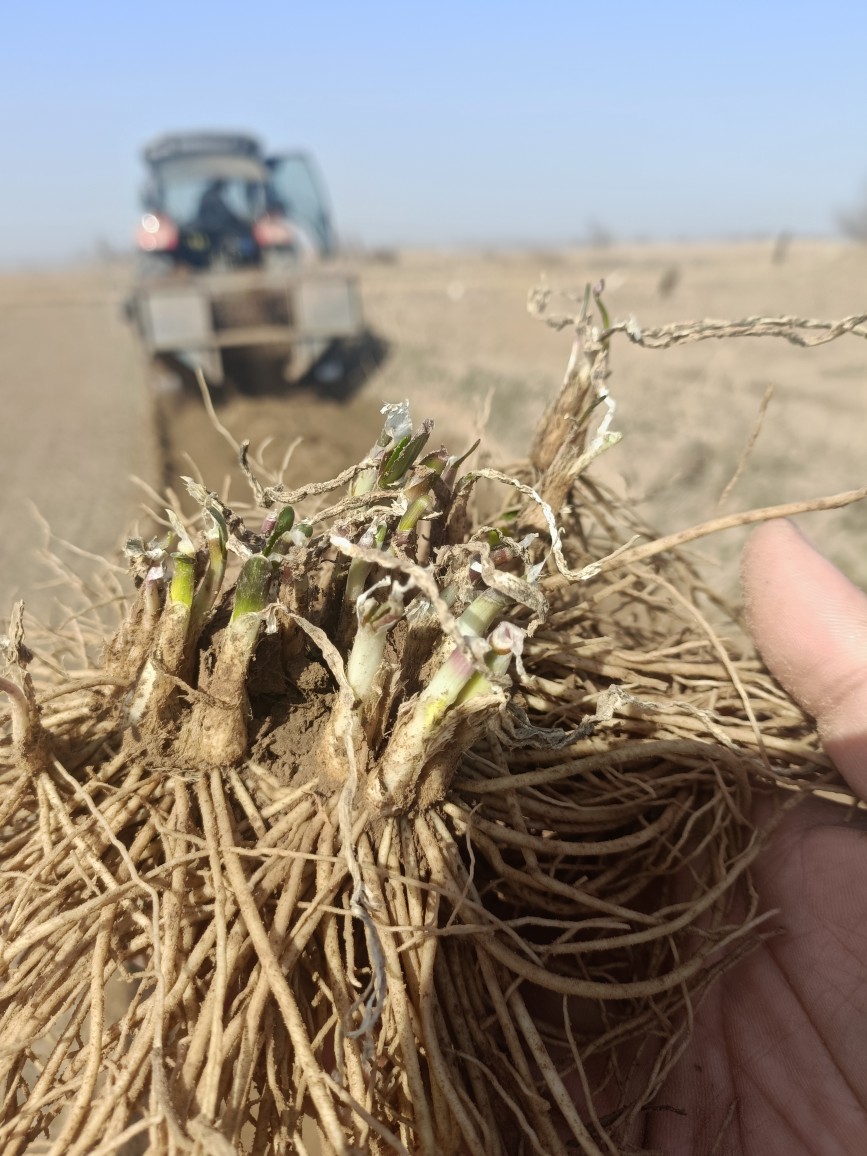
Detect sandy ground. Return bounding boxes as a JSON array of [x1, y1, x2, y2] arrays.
[[0, 266, 158, 622], [1, 240, 865, 626]]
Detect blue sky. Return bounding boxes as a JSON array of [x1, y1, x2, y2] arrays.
[[3, 0, 867, 266]]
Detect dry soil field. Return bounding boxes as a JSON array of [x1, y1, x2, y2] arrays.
[[1, 240, 865, 625]]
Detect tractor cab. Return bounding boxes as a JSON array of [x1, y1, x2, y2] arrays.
[[136, 132, 336, 273]]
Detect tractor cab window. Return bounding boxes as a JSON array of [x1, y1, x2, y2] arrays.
[[147, 154, 270, 231], [160, 178, 266, 229], [266, 153, 335, 254]]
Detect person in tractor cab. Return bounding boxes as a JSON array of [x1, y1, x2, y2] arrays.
[[194, 179, 248, 236]]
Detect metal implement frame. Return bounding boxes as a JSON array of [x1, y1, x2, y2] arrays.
[[131, 264, 363, 384]]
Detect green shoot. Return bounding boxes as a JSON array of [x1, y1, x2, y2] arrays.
[[351, 401, 413, 496], [190, 504, 228, 637], [232, 556, 274, 622], [169, 553, 196, 609], [455, 620, 523, 704], [263, 506, 296, 557], [344, 521, 388, 609], [380, 420, 434, 487]]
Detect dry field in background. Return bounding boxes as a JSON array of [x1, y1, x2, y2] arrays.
[[1, 239, 865, 623]]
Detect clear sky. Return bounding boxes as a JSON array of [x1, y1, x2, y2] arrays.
[[3, 0, 867, 266]]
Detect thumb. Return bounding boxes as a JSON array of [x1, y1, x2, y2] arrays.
[[741, 519, 867, 797]]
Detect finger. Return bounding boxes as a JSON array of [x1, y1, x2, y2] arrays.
[[741, 519, 867, 796]]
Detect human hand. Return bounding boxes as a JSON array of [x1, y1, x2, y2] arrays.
[[646, 519, 867, 1155]]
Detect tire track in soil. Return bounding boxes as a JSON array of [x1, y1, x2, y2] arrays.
[[153, 383, 389, 518]]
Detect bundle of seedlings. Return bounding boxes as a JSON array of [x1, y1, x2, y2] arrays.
[[1, 289, 866, 1156]]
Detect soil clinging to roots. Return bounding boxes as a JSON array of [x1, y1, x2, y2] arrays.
[[0, 296, 864, 1154]]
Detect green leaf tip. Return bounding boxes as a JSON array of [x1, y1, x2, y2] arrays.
[[380, 421, 434, 486], [263, 506, 296, 556]]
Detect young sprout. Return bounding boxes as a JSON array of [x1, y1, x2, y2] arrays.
[[127, 549, 194, 726], [169, 552, 196, 610], [154, 550, 196, 681], [379, 420, 433, 487], [440, 438, 480, 492], [165, 508, 196, 558], [271, 521, 313, 637], [455, 620, 525, 704], [181, 553, 275, 767], [372, 585, 511, 812], [397, 450, 448, 534], [188, 503, 228, 644], [455, 586, 511, 638], [262, 505, 295, 557], [345, 580, 409, 729], [350, 401, 413, 496], [231, 553, 274, 632], [593, 278, 610, 328], [344, 520, 388, 610]]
